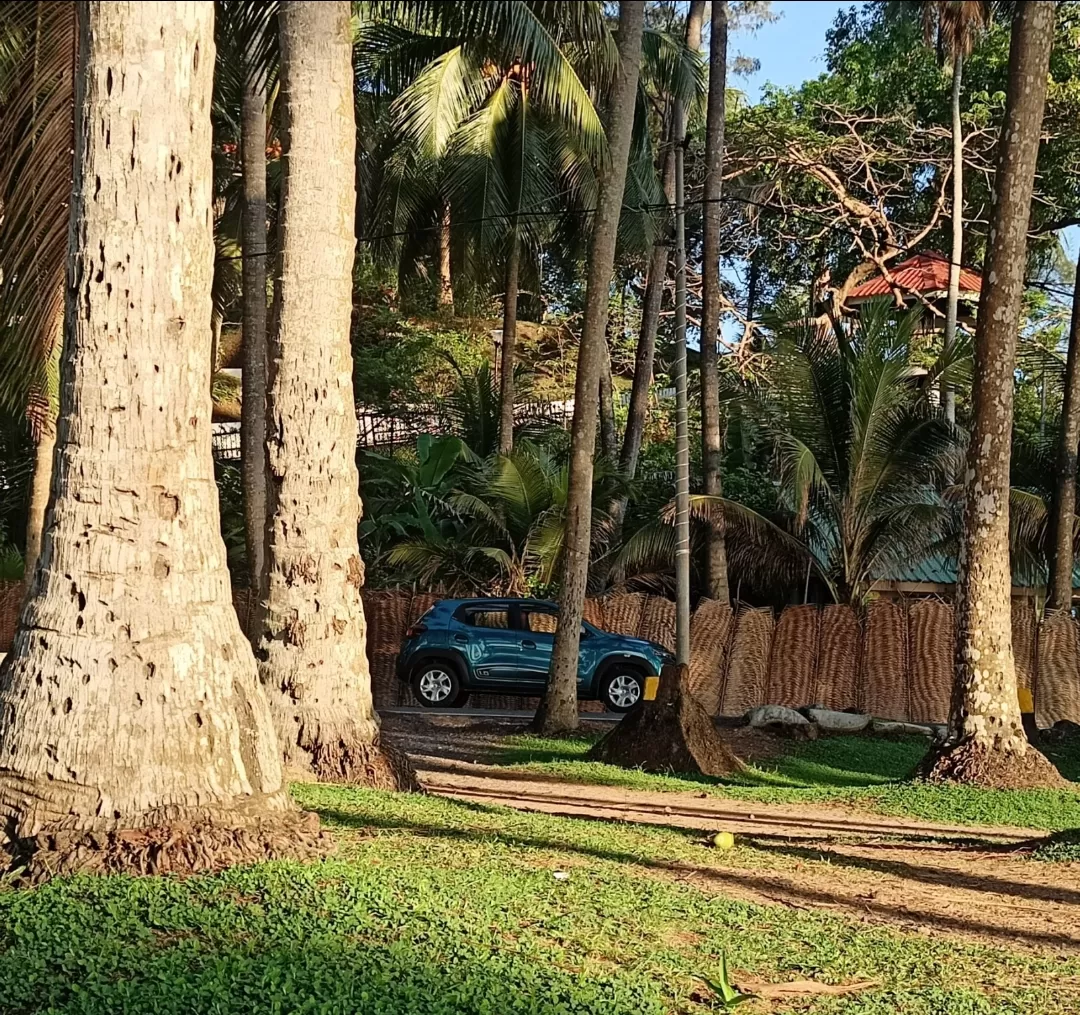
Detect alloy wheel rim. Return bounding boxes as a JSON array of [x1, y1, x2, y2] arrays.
[[419, 669, 453, 703], [609, 674, 641, 708]]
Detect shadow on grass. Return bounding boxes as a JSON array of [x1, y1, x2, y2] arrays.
[[315, 799, 1080, 953], [496, 732, 1080, 796]]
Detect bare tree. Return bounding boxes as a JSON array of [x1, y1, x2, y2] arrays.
[[255, 1, 415, 788], [531, 0, 646, 734], [0, 0, 317, 879], [923, 2, 1063, 789]]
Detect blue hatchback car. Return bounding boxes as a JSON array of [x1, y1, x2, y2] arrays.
[[398, 598, 673, 711]]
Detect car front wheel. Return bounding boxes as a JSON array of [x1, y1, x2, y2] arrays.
[[412, 662, 464, 708], [600, 670, 644, 712]]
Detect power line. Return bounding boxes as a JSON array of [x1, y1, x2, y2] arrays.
[[215, 186, 1078, 302]]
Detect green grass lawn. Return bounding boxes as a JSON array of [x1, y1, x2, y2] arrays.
[[492, 732, 1080, 832], [0, 787, 1077, 1015]]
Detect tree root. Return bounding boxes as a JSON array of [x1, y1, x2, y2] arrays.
[[919, 735, 1069, 790], [587, 663, 744, 777], [310, 736, 420, 791], [5, 809, 329, 883]]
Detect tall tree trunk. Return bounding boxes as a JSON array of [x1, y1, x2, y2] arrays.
[[22, 419, 55, 579], [924, 3, 1062, 789], [210, 307, 223, 379], [698, 0, 730, 603], [531, 0, 645, 735], [437, 198, 454, 313], [256, 1, 414, 789], [23, 322, 60, 579], [241, 36, 269, 596], [614, 125, 675, 530], [1048, 265, 1080, 612], [599, 337, 618, 461], [497, 230, 520, 457], [942, 51, 964, 424], [0, 0, 315, 879]]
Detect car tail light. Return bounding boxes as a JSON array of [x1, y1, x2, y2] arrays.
[[405, 622, 427, 638]]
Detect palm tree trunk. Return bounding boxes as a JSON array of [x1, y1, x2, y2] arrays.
[[0, 0, 313, 878], [22, 419, 54, 579], [256, 1, 414, 788], [615, 129, 675, 523], [699, 0, 730, 603], [942, 50, 964, 424], [924, 2, 1062, 789], [1048, 265, 1080, 612], [210, 307, 223, 379], [497, 230, 520, 457], [598, 337, 618, 461], [531, 0, 646, 735], [240, 36, 269, 596], [437, 198, 454, 313]]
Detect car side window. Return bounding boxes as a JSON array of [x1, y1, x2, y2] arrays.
[[524, 610, 558, 634], [467, 609, 510, 630], [522, 611, 589, 637]]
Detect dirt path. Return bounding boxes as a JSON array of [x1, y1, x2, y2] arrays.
[[415, 756, 1080, 955]]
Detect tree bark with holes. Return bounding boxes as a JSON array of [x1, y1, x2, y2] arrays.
[[699, 0, 730, 603], [0, 0, 320, 880], [923, 3, 1063, 789], [1048, 265, 1080, 613], [255, 1, 415, 789], [531, 0, 646, 735], [240, 31, 269, 597], [497, 228, 520, 457]]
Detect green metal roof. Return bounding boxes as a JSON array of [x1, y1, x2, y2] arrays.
[[875, 554, 1080, 589]]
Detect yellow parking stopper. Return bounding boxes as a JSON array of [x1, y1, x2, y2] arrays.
[[643, 676, 660, 701]]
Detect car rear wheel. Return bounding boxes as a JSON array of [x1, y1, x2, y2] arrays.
[[412, 662, 464, 709], [600, 670, 644, 712]]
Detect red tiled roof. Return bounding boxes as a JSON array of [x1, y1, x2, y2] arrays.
[[849, 252, 982, 301]]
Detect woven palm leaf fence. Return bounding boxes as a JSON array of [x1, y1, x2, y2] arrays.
[[0, 581, 1076, 724]]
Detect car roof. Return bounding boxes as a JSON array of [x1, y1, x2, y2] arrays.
[[437, 598, 558, 610]]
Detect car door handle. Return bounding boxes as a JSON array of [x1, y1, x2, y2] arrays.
[[454, 634, 469, 644], [521, 639, 536, 649]]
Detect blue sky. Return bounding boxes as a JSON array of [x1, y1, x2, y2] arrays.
[[733, 1, 855, 103]]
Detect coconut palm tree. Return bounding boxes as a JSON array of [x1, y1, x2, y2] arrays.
[[616, 302, 963, 605], [362, 1, 609, 451], [385, 442, 629, 595], [924, 2, 1062, 789], [1048, 265, 1080, 612], [535, 0, 646, 735], [0, 0, 313, 877], [0, 1, 73, 576], [254, 0, 414, 789], [698, 0, 730, 602]]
